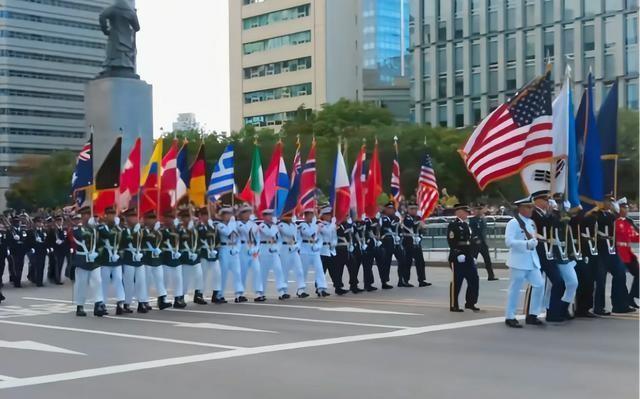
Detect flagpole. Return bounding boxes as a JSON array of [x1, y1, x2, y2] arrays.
[[89, 125, 95, 220], [137, 134, 141, 220], [116, 127, 124, 215], [333, 137, 341, 219]]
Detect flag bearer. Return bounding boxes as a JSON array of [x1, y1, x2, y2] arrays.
[[380, 202, 405, 288], [29, 216, 49, 287], [141, 210, 172, 310], [318, 207, 345, 295], [50, 214, 70, 285], [237, 205, 265, 302], [278, 214, 307, 298], [447, 204, 480, 312], [121, 208, 149, 313], [299, 208, 330, 297], [258, 209, 286, 300], [361, 216, 384, 291], [8, 215, 30, 287], [215, 206, 244, 304], [161, 210, 186, 308], [197, 207, 220, 303], [97, 207, 126, 314], [178, 205, 207, 305], [401, 203, 431, 287]]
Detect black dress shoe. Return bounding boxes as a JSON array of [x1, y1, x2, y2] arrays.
[[193, 295, 208, 305], [575, 311, 597, 318], [279, 293, 290, 300], [318, 290, 330, 297], [613, 307, 637, 314], [234, 296, 248, 303], [381, 283, 393, 290], [545, 316, 566, 323], [211, 291, 219, 303], [116, 305, 124, 315], [505, 319, 522, 328], [629, 301, 639, 309], [335, 288, 349, 296], [465, 304, 481, 312], [450, 307, 464, 312], [214, 297, 228, 304], [144, 302, 152, 311], [365, 286, 378, 292], [173, 297, 187, 308], [525, 315, 544, 325], [297, 292, 309, 298], [254, 296, 266, 302], [0, 291, 5, 302], [593, 309, 611, 316], [418, 281, 432, 287], [55, 281, 64, 285], [137, 303, 148, 313], [157, 296, 172, 310], [94, 302, 108, 317], [488, 277, 500, 281], [76, 306, 86, 317], [350, 287, 364, 294], [121, 304, 134, 314]]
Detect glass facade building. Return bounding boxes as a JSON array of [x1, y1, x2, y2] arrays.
[[409, 0, 639, 128]]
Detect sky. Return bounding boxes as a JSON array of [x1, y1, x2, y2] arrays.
[[136, 0, 230, 137]]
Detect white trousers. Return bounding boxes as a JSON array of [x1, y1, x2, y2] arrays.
[[123, 265, 149, 304], [505, 267, 544, 319], [240, 245, 264, 295], [218, 247, 243, 298], [260, 249, 286, 295], [145, 265, 167, 297], [182, 263, 204, 295], [201, 259, 221, 293], [558, 261, 579, 303], [280, 248, 306, 294], [100, 265, 125, 302], [300, 252, 328, 291], [74, 268, 103, 305], [163, 265, 184, 298]]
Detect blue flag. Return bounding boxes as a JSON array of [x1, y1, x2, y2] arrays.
[[596, 81, 618, 197], [565, 79, 580, 209], [274, 154, 290, 216], [576, 74, 604, 209], [71, 135, 93, 207], [176, 142, 190, 203], [208, 145, 234, 200]]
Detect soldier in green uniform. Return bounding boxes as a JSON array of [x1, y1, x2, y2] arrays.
[[72, 207, 107, 317], [161, 210, 186, 308], [197, 207, 220, 302], [141, 210, 172, 310], [178, 205, 207, 305], [96, 207, 126, 315], [120, 208, 149, 313]]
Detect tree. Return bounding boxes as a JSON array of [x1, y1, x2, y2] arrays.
[[617, 109, 639, 201]]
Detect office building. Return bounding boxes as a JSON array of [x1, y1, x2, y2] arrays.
[[172, 112, 199, 132], [409, 0, 639, 128], [229, 0, 362, 131], [0, 0, 111, 208], [361, 0, 412, 122]]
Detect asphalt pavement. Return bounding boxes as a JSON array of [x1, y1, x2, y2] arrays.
[[0, 266, 637, 399]]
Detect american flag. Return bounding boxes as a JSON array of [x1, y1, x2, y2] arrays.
[[460, 71, 553, 190], [417, 154, 439, 220], [390, 139, 401, 204]]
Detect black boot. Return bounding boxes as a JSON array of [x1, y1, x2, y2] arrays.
[[211, 290, 219, 303], [137, 303, 148, 313], [76, 305, 86, 317], [297, 292, 309, 298], [525, 315, 545, 326], [350, 286, 364, 294], [365, 285, 378, 292], [122, 303, 134, 314], [214, 296, 228, 304], [193, 291, 208, 305], [144, 302, 152, 311], [234, 296, 248, 303], [173, 296, 187, 309], [381, 283, 393, 289], [157, 295, 172, 310], [254, 295, 266, 302], [505, 319, 522, 328], [335, 288, 349, 295], [0, 290, 5, 302], [94, 302, 108, 317], [418, 281, 432, 287]]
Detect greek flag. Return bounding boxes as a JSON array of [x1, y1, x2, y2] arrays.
[[208, 145, 234, 200]]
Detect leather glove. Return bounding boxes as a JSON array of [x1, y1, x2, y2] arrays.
[[154, 221, 161, 231], [457, 254, 466, 263], [133, 223, 141, 233]]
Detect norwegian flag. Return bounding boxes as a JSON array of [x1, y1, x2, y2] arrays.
[[459, 70, 553, 190], [349, 144, 366, 220], [417, 154, 439, 220], [390, 138, 401, 204], [298, 139, 317, 212]]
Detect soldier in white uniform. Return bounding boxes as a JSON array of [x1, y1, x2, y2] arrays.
[[237, 205, 265, 301], [258, 209, 286, 300], [299, 208, 330, 297], [278, 214, 308, 298], [215, 206, 245, 303], [504, 197, 545, 328]]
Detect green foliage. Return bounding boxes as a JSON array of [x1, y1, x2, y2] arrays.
[[618, 109, 639, 201]]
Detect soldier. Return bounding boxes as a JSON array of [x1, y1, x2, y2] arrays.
[[120, 208, 149, 313], [72, 207, 107, 317], [278, 213, 307, 298], [594, 195, 634, 314], [616, 198, 639, 308], [161, 210, 186, 308], [400, 203, 431, 287], [447, 204, 480, 312], [0, 223, 8, 288], [380, 202, 405, 288], [237, 205, 264, 302], [504, 197, 545, 328], [361, 215, 384, 291], [49, 214, 69, 285], [28, 216, 49, 287], [299, 208, 330, 297], [258, 209, 287, 299], [197, 207, 220, 303], [96, 207, 126, 314], [469, 204, 498, 281], [8, 215, 30, 287], [319, 207, 346, 295], [347, 215, 365, 294], [215, 206, 244, 304], [548, 198, 579, 319], [573, 207, 598, 318], [141, 210, 172, 310], [178, 206, 207, 305]]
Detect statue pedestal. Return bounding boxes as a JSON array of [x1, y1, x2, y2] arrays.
[[85, 77, 154, 169]]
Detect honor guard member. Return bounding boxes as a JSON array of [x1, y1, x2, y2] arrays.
[[258, 209, 287, 299], [572, 208, 597, 318], [197, 207, 220, 303], [49, 214, 69, 285], [178, 206, 207, 305], [0, 223, 9, 287], [215, 206, 244, 304], [96, 207, 126, 314], [348, 216, 365, 294], [237, 205, 265, 302], [530, 190, 566, 321], [72, 207, 107, 317], [141, 211, 172, 310], [44, 216, 56, 283], [299, 208, 330, 297], [504, 197, 545, 328], [400, 202, 431, 287], [160, 210, 186, 308], [594, 195, 634, 314], [8, 215, 30, 287], [548, 198, 579, 319], [29, 216, 49, 287], [361, 215, 384, 291], [120, 208, 149, 313], [447, 204, 480, 312], [380, 202, 406, 288], [278, 213, 308, 298], [319, 207, 346, 295], [469, 204, 498, 281], [616, 198, 639, 308]]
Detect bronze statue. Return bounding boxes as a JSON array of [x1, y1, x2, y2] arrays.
[[99, 0, 140, 79]]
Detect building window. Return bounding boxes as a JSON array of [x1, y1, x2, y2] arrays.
[[423, 107, 431, 126], [455, 101, 464, 128], [506, 34, 516, 62], [489, 37, 498, 65], [244, 109, 311, 127], [604, 52, 616, 80], [454, 44, 463, 71], [604, 17, 617, 49], [15, 0, 102, 12], [563, 25, 574, 56], [471, 40, 480, 67], [437, 46, 447, 74], [627, 80, 638, 108], [243, 31, 311, 55], [544, 28, 555, 57], [243, 56, 312, 79], [525, 0, 535, 27], [470, 0, 480, 34], [0, 69, 89, 84], [489, 96, 499, 111], [455, 74, 464, 96], [454, 17, 463, 39], [627, 14, 638, 45], [0, 88, 83, 102], [0, 108, 83, 120], [472, 98, 481, 123], [563, 0, 579, 19], [506, 0, 517, 30], [244, 82, 312, 104], [0, 49, 101, 67], [438, 21, 446, 41], [0, 127, 85, 139], [423, 23, 431, 43], [0, 30, 105, 49], [423, 49, 431, 76], [583, 23, 595, 52], [525, 62, 536, 82], [525, 30, 536, 60], [627, 46, 639, 74], [438, 75, 447, 97], [0, 10, 100, 31], [583, 0, 600, 16], [626, 0, 639, 10], [488, 0, 498, 32], [543, 0, 554, 24], [423, 79, 431, 101], [506, 67, 516, 90], [454, 0, 464, 15], [243, 4, 310, 30], [605, 0, 624, 12], [489, 68, 498, 94], [471, 69, 481, 95], [438, 103, 447, 127]]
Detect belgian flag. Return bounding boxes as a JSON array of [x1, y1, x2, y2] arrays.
[[93, 137, 122, 216]]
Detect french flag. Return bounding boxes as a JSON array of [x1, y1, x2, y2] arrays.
[[330, 144, 351, 224]]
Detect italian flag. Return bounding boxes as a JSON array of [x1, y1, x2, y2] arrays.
[[237, 145, 264, 209]]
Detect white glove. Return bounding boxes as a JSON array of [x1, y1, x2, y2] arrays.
[[526, 239, 538, 250], [332, 217, 337, 224], [88, 252, 98, 262], [154, 221, 161, 231], [272, 216, 278, 224], [209, 249, 218, 258], [114, 216, 121, 226], [456, 254, 466, 263], [375, 240, 382, 247], [584, 256, 589, 264], [13, 234, 19, 240], [88, 217, 96, 227], [375, 212, 381, 219], [612, 201, 620, 214], [230, 216, 236, 222], [291, 215, 297, 223], [208, 219, 215, 229], [187, 220, 194, 230], [110, 254, 120, 263], [348, 244, 354, 253], [133, 223, 141, 233], [563, 200, 571, 210], [172, 251, 181, 260], [249, 214, 256, 221], [189, 253, 197, 261], [548, 199, 558, 211], [395, 211, 401, 218], [134, 253, 143, 262], [153, 248, 162, 256], [173, 218, 180, 228], [30, 248, 35, 254], [312, 216, 317, 224], [35, 237, 43, 243], [361, 213, 367, 221], [56, 239, 63, 245], [347, 217, 352, 224], [312, 243, 321, 252], [361, 244, 368, 251]]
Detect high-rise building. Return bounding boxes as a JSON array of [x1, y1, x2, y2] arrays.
[[229, 0, 362, 132], [409, 0, 639, 128], [172, 113, 199, 132], [361, 0, 412, 122], [0, 0, 112, 208]]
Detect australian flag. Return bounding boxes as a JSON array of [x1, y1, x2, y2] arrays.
[[71, 135, 93, 208]]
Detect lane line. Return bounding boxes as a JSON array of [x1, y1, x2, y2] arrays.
[[0, 316, 511, 390], [239, 302, 423, 315], [0, 320, 243, 350], [103, 316, 278, 333], [0, 375, 17, 381], [316, 297, 506, 311]]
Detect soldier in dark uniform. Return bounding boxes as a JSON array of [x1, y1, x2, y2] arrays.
[[8, 215, 30, 287], [161, 210, 187, 308], [380, 202, 405, 288], [570, 208, 596, 318], [178, 206, 207, 305], [400, 203, 431, 287], [49, 214, 69, 285], [28, 216, 49, 287], [594, 195, 634, 314], [333, 218, 357, 295], [141, 211, 172, 310], [96, 207, 126, 315], [0, 223, 9, 288], [197, 207, 220, 302], [349, 218, 365, 293], [469, 204, 498, 281], [361, 216, 384, 291], [447, 204, 480, 312], [120, 208, 150, 313]]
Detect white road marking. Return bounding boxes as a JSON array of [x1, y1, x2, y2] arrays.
[[0, 320, 243, 350], [0, 316, 512, 390], [0, 375, 17, 381], [240, 302, 423, 316], [103, 316, 277, 333], [0, 340, 85, 356]]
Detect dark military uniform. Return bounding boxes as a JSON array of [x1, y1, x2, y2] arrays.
[[161, 224, 186, 307], [141, 223, 171, 309], [0, 229, 9, 287], [333, 221, 355, 294], [361, 217, 385, 290], [469, 215, 496, 280], [178, 222, 206, 304], [49, 220, 70, 284], [8, 224, 30, 287], [28, 226, 49, 287], [571, 210, 596, 317], [400, 213, 428, 286], [197, 220, 219, 300], [447, 217, 479, 311], [96, 222, 125, 309], [380, 211, 405, 287], [71, 221, 107, 316]]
